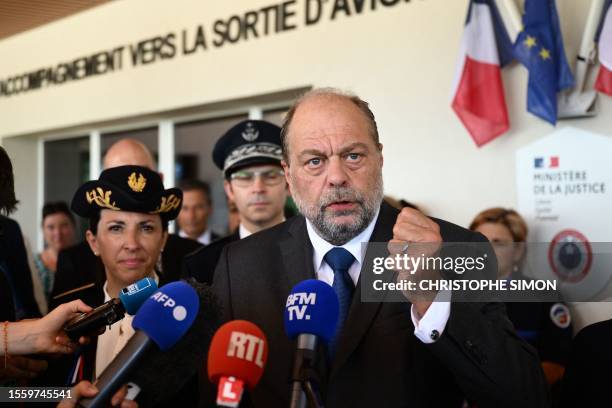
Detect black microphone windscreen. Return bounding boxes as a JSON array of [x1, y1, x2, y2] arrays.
[[127, 279, 222, 407]]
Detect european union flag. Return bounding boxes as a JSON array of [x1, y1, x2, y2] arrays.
[[514, 0, 575, 124]]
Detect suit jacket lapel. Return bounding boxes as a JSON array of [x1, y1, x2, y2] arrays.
[[278, 216, 332, 388], [330, 202, 399, 377], [278, 216, 316, 300]]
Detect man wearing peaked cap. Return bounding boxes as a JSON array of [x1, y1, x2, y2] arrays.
[[212, 120, 285, 175], [183, 120, 289, 285]]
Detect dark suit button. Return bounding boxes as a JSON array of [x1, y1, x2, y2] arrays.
[[465, 339, 473, 348], [430, 330, 440, 341]]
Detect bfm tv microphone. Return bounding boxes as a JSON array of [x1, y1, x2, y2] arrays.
[[284, 279, 339, 408], [208, 320, 269, 408], [64, 277, 157, 341], [77, 281, 199, 408]]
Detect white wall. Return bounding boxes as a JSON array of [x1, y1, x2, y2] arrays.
[[1, 0, 611, 328], [2, 0, 609, 222]]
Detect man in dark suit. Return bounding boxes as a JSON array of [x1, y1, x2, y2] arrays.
[[176, 179, 221, 245], [49, 138, 201, 310], [202, 89, 548, 407], [183, 120, 289, 285]]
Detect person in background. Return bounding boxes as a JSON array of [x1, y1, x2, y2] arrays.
[[182, 120, 289, 285], [176, 179, 219, 245], [41, 165, 195, 405], [42, 163, 195, 406], [50, 139, 201, 310], [0, 146, 40, 321], [34, 202, 76, 303], [70, 165, 179, 382], [470, 207, 571, 405]]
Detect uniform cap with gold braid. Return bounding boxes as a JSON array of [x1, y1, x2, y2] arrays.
[[212, 120, 282, 177], [71, 165, 182, 221]]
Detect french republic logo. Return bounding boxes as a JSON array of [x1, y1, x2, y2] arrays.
[[548, 229, 592, 283], [534, 156, 559, 168], [549, 303, 571, 329]]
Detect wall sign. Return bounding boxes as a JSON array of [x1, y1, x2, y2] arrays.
[[0, 0, 416, 98], [516, 127, 612, 301]]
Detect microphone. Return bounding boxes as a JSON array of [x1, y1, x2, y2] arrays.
[[64, 277, 157, 341], [208, 320, 269, 407], [284, 279, 339, 408], [78, 281, 199, 408], [125, 279, 221, 407]]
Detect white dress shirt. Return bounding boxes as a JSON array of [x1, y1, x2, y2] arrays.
[[238, 219, 286, 239], [305, 209, 450, 344], [179, 228, 213, 245], [95, 272, 159, 378], [238, 224, 253, 239]]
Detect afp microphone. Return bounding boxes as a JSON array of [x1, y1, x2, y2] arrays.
[[78, 281, 199, 408], [64, 277, 157, 341], [126, 280, 221, 407], [208, 320, 268, 408], [284, 279, 339, 408]]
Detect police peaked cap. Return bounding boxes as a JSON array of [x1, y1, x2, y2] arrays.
[[71, 165, 182, 221], [212, 120, 283, 176]]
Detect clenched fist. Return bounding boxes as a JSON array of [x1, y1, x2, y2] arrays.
[[388, 208, 443, 317]]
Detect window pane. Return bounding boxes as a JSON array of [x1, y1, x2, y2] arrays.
[[44, 136, 89, 239], [174, 114, 248, 236], [262, 108, 287, 126]]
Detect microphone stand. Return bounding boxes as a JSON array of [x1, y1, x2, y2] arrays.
[[290, 335, 323, 408]]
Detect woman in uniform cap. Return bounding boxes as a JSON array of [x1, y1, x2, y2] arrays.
[[64, 165, 182, 383]]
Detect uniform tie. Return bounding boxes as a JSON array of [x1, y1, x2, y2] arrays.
[[324, 247, 356, 358]]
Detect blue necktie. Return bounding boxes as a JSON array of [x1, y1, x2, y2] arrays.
[[324, 247, 356, 358]]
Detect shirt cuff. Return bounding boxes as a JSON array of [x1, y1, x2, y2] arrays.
[[410, 291, 451, 344]]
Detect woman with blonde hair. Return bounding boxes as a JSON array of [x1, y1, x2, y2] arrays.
[[470, 207, 571, 405]]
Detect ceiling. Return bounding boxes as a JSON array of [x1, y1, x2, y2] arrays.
[[0, 0, 113, 41]]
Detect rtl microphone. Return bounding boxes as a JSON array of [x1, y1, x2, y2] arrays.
[[77, 281, 199, 408], [64, 277, 157, 340], [208, 320, 269, 408], [284, 279, 339, 408]]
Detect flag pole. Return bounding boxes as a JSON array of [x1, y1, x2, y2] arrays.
[[497, 0, 523, 41], [558, 0, 605, 118]]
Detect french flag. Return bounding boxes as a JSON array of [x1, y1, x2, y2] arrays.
[[452, 0, 514, 147], [595, 0, 612, 96]]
